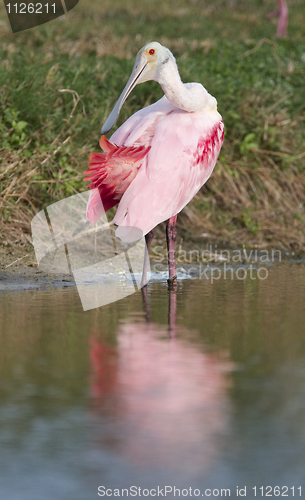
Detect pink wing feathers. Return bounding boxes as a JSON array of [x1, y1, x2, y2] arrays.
[[113, 107, 224, 235], [84, 135, 150, 224]]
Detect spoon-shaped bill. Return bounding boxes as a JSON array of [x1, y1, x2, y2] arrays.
[[101, 56, 148, 135]]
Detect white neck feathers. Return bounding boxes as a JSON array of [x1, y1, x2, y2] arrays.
[[155, 52, 213, 112]]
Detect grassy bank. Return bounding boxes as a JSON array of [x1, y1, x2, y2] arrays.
[[1, 0, 305, 251]]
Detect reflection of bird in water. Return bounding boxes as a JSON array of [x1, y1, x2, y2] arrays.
[[89, 290, 233, 472], [267, 0, 288, 37], [84, 41, 224, 285], [141, 284, 177, 335]]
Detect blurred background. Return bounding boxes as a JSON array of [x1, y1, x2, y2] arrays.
[[0, 0, 305, 251]]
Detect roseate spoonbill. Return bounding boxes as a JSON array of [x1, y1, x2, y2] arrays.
[[84, 42, 224, 285], [267, 0, 288, 37]]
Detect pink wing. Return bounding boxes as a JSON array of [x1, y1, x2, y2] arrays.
[[84, 135, 150, 223], [113, 102, 224, 235]]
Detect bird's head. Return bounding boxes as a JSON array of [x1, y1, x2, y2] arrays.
[[131, 41, 171, 83], [101, 42, 173, 135]]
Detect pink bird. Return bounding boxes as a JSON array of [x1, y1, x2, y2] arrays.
[[267, 0, 288, 37], [84, 41, 224, 285]]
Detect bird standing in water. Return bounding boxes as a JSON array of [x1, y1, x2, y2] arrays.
[[84, 42, 224, 285]]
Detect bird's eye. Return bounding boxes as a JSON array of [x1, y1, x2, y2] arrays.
[[149, 49, 155, 55]]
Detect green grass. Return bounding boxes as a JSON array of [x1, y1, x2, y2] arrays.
[[1, 0, 305, 248]]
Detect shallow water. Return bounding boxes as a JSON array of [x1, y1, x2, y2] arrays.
[[0, 262, 305, 499]]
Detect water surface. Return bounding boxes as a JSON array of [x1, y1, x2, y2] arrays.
[[0, 262, 305, 499]]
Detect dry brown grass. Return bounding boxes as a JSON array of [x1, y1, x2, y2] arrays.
[[180, 151, 305, 250], [0, 91, 87, 247]]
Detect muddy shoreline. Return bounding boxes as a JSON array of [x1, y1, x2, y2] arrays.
[[0, 244, 75, 292]]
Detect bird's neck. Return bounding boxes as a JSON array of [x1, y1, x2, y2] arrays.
[[156, 58, 210, 112]]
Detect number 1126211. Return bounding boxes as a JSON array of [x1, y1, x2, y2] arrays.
[[253, 486, 302, 497], [6, 3, 56, 14]]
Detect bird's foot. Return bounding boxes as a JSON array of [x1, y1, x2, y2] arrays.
[[167, 275, 177, 290]]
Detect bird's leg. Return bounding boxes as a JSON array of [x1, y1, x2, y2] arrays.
[[141, 285, 152, 323], [166, 215, 177, 288], [141, 228, 154, 287], [266, 9, 280, 18], [145, 228, 155, 254], [266, 0, 288, 37], [276, 0, 288, 37], [168, 288, 177, 337]]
